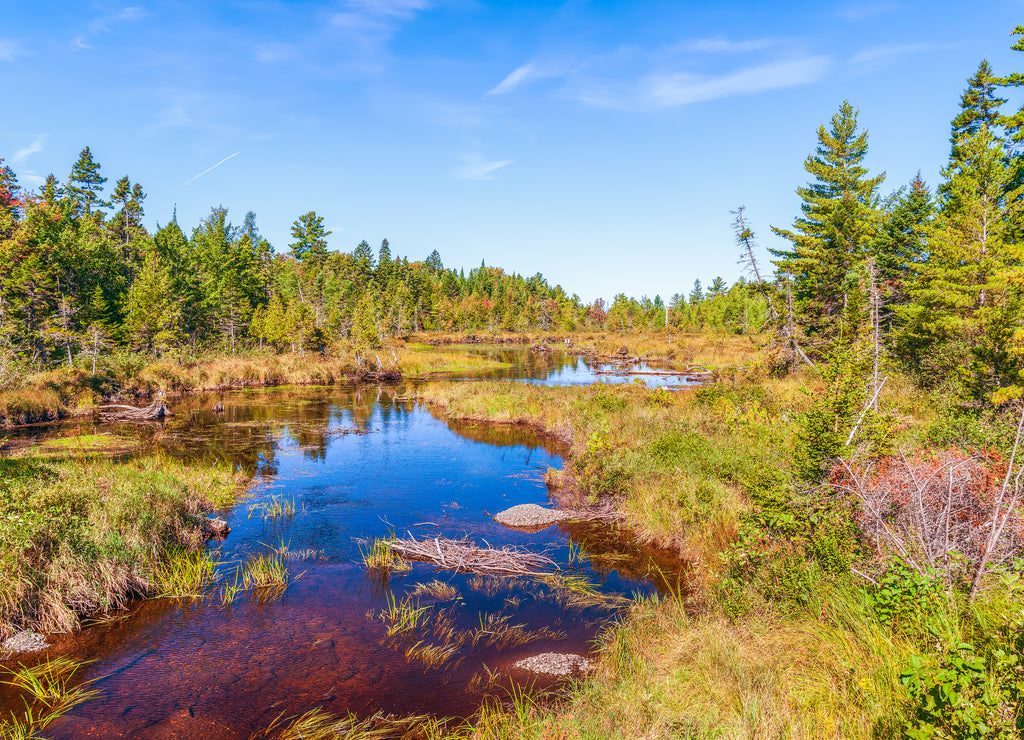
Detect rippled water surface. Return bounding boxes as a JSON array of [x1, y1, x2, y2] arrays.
[[0, 350, 685, 738]]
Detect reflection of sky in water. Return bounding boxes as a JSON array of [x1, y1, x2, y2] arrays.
[[1, 379, 684, 739], [445, 347, 699, 389]]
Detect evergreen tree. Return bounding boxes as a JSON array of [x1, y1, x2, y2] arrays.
[[289, 211, 331, 266], [874, 175, 934, 291], [998, 27, 1024, 147], [66, 146, 107, 215], [0, 158, 19, 211], [951, 61, 1006, 141], [771, 101, 884, 349], [353, 240, 375, 283], [689, 279, 704, 304], [897, 126, 1024, 399]]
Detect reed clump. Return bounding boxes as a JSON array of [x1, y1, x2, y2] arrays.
[[360, 538, 411, 573], [0, 657, 100, 738], [0, 453, 245, 638]]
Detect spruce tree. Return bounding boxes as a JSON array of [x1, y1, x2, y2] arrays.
[[951, 61, 1006, 140], [873, 174, 935, 311], [897, 126, 1024, 398], [771, 101, 884, 349]]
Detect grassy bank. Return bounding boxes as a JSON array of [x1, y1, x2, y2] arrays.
[[411, 330, 762, 371], [413, 370, 1024, 738], [0, 453, 245, 638], [0, 343, 515, 427], [419, 378, 797, 569]]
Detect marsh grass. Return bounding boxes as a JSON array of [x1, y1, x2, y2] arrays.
[[241, 552, 290, 590], [471, 612, 567, 650], [257, 707, 451, 740], [404, 640, 462, 669], [376, 592, 431, 639], [360, 538, 411, 573], [409, 579, 460, 601], [247, 495, 298, 521], [0, 453, 245, 637], [0, 657, 100, 739], [152, 548, 220, 597]]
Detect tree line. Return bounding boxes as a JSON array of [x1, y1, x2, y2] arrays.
[[0, 150, 760, 374], [733, 28, 1024, 406]]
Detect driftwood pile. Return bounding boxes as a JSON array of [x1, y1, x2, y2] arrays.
[[95, 400, 173, 422], [388, 536, 559, 576]]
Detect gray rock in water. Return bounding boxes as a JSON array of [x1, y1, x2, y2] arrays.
[[513, 652, 592, 676], [2, 631, 49, 655], [493, 503, 569, 528]]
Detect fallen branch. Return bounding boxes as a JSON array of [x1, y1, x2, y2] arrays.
[[388, 536, 559, 576], [95, 400, 173, 422]]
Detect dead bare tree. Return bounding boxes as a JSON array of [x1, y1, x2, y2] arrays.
[[970, 402, 1024, 600], [833, 429, 1024, 594]]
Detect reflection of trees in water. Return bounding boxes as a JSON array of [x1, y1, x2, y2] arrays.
[[557, 520, 691, 597], [444, 418, 564, 458]]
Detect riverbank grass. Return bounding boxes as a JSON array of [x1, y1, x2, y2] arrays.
[[0, 453, 244, 638]]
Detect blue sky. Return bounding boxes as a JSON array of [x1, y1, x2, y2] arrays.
[[3, 1, 1024, 303]]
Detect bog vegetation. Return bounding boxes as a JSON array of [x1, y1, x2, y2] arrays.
[[4, 19, 1024, 740]]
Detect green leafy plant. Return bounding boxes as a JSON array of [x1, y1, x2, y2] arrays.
[[900, 642, 1024, 739]]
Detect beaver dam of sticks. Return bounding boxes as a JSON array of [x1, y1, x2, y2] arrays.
[[386, 536, 560, 576]]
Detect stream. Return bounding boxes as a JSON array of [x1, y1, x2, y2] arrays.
[[0, 348, 687, 738]]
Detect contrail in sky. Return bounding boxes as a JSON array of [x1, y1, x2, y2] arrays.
[[176, 152, 240, 189]]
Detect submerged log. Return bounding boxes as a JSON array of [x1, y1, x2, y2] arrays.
[[95, 400, 174, 422]]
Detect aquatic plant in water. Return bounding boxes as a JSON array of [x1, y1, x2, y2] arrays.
[[0, 657, 100, 739]]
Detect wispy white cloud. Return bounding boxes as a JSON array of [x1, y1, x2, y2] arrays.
[[838, 2, 898, 22], [0, 39, 22, 62], [454, 153, 513, 180], [849, 42, 941, 72], [346, 0, 430, 19], [679, 37, 786, 54], [488, 61, 572, 95], [575, 55, 831, 112], [176, 152, 241, 190], [13, 136, 45, 165], [147, 89, 209, 131], [72, 5, 148, 52], [331, 0, 431, 38]]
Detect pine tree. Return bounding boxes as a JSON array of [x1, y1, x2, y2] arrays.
[[771, 101, 884, 349], [289, 211, 331, 266], [66, 146, 107, 215]]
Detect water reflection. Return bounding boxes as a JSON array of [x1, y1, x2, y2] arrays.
[[0, 358, 687, 738]]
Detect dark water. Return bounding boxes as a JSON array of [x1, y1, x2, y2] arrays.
[[0, 354, 685, 738]]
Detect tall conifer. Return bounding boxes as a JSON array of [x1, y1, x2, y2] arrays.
[[771, 101, 884, 349]]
